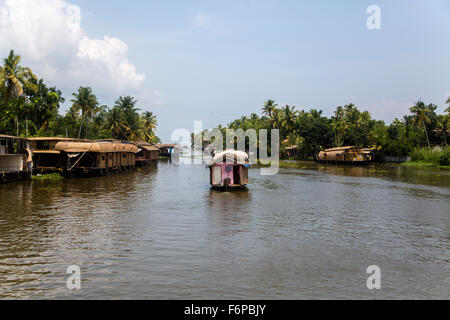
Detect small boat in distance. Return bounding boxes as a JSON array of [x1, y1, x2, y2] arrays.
[[208, 150, 250, 191], [135, 141, 160, 166], [315, 146, 372, 165]]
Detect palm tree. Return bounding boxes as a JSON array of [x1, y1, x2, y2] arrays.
[[115, 96, 139, 112], [0, 50, 37, 136], [272, 108, 282, 129], [436, 115, 448, 146], [141, 111, 157, 142], [70, 86, 99, 138], [114, 96, 142, 140], [410, 100, 432, 148], [262, 100, 278, 128], [106, 106, 129, 139], [262, 100, 278, 117], [281, 105, 298, 134], [0, 50, 37, 109]]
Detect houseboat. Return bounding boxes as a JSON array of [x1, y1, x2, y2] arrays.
[[315, 146, 372, 165], [28, 137, 78, 174], [0, 134, 33, 183], [135, 141, 160, 166], [208, 150, 250, 191], [155, 144, 180, 157], [54, 140, 138, 176]]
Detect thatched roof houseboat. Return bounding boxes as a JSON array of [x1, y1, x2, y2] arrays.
[[155, 144, 180, 157], [316, 146, 372, 165], [28, 137, 79, 173], [135, 141, 160, 165], [55, 140, 138, 176]]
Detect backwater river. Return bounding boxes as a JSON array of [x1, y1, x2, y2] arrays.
[[0, 159, 448, 299]]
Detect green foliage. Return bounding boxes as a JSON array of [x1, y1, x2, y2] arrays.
[[215, 99, 449, 160], [0, 49, 158, 143], [410, 147, 449, 165]]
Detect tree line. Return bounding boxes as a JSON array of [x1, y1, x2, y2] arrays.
[[200, 98, 449, 160], [0, 50, 159, 143]]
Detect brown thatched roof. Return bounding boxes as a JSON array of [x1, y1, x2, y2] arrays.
[[0, 134, 27, 140], [28, 137, 76, 141], [155, 144, 179, 148], [141, 145, 160, 151], [55, 141, 138, 153], [324, 146, 362, 152]]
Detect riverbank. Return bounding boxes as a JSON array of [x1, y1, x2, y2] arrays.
[[401, 161, 450, 169]]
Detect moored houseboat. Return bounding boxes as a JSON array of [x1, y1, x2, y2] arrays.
[[55, 140, 138, 176], [135, 141, 160, 166], [208, 150, 251, 191], [28, 137, 79, 174], [155, 144, 180, 157], [315, 146, 372, 165], [0, 134, 33, 183]]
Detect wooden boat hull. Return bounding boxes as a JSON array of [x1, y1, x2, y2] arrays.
[[0, 171, 30, 184]]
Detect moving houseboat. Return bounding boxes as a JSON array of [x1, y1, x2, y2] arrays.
[[315, 146, 372, 165], [55, 140, 138, 176], [28, 137, 78, 174], [208, 150, 250, 191], [135, 141, 160, 166], [0, 134, 32, 183]]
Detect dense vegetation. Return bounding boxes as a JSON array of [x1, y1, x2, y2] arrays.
[[196, 99, 449, 161], [0, 50, 159, 142]]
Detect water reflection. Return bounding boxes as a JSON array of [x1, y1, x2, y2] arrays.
[[0, 161, 448, 299]]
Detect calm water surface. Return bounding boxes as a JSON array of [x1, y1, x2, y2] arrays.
[[0, 159, 449, 299]]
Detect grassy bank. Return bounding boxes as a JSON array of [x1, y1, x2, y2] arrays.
[[402, 147, 450, 169], [401, 161, 450, 169]]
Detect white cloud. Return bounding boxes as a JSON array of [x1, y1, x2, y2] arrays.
[[0, 0, 145, 92]]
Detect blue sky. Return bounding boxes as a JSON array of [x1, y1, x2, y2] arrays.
[[1, 0, 449, 141]]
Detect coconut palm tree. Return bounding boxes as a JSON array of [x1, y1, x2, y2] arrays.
[[115, 96, 139, 112], [114, 96, 142, 140], [262, 100, 278, 118], [141, 111, 157, 142], [106, 106, 129, 139], [0, 50, 37, 109], [272, 108, 282, 129], [436, 115, 448, 146], [70, 86, 99, 138], [281, 105, 298, 132], [0, 50, 37, 136], [262, 100, 278, 128], [410, 100, 432, 148]]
